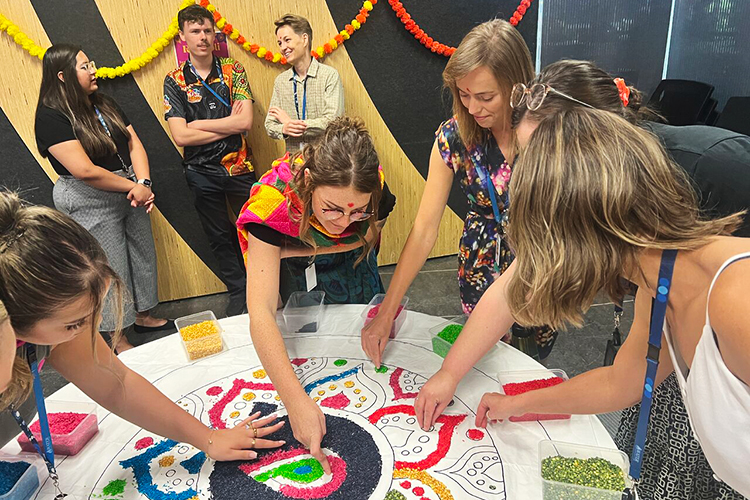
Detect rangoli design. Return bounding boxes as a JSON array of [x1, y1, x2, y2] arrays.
[[90, 357, 506, 499]]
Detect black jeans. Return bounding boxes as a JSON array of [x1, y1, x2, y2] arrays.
[[185, 169, 255, 300]]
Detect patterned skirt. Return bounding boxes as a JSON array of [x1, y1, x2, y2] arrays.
[[615, 373, 745, 500]]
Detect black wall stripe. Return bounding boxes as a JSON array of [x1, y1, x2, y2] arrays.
[[0, 107, 54, 207], [326, 0, 539, 220], [29, 0, 223, 280]]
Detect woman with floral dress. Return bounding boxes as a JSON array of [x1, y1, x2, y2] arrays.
[[361, 19, 555, 367]]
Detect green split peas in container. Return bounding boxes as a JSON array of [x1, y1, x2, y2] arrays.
[[542, 456, 626, 499]]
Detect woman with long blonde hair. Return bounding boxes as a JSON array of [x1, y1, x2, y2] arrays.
[[361, 19, 556, 367], [477, 108, 750, 497]]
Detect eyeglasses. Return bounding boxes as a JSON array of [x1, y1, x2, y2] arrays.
[[80, 61, 97, 73], [510, 83, 594, 111], [320, 208, 374, 222]]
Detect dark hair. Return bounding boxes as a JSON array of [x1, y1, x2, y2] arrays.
[[274, 14, 313, 49], [0, 191, 124, 407], [292, 117, 381, 265], [36, 44, 130, 160], [178, 4, 215, 32], [512, 59, 664, 128]]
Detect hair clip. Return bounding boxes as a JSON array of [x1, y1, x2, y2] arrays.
[[614, 78, 630, 107], [0, 228, 25, 254]]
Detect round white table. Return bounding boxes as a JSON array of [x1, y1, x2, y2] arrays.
[[3, 305, 616, 499]]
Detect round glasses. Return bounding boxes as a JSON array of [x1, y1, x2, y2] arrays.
[[320, 208, 374, 222], [510, 83, 594, 111]]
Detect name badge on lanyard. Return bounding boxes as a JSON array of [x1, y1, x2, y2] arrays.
[[470, 148, 503, 272]]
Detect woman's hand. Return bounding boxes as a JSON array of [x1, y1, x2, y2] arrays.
[[207, 411, 286, 461], [475, 392, 524, 428], [361, 310, 396, 368], [414, 369, 459, 430], [286, 397, 331, 474], [127, 183, 152, 207]]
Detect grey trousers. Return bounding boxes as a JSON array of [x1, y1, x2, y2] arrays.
[[53, 174, 159, 330]]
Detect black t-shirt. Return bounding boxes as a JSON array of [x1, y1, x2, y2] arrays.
[[35, 98, 132, 176], [248, 182, 397, 247], [644, 122, 750, 237]]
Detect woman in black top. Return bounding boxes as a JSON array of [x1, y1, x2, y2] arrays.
[[35, 44, 170, 351]]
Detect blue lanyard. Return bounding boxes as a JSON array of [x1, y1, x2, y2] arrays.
[[469, 147, 501, 224], [8, 347, 67, 498], [629, 249, 677, 484], [93, 106, 128, 171], [293, 72, 307, 120], [187, 59, 231, 109]]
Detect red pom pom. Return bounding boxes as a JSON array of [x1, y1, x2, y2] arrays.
[[394, 2, 403, 9], [334, 34, 344, 44], [345, 24, 355, 34], [522, 0, 532, 7], [426, 36, 434, 46], [414, 29, 424, 39], [280, 57, 287, 65], [199, 0, 209, 6], [371, 0, 378, 4], [324, 43, 333, 54], [213, 11, 221, 22], [509, 17, 519, 26], [237, 35, 246, 45], [222, 24, 232, 35], [249, 44, 259, 53], [518, 5, 527, 14]]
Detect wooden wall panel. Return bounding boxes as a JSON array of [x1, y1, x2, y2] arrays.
[[0, 0, 463, 301]]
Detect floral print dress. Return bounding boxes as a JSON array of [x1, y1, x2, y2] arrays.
[[436, 117, 557, 357]]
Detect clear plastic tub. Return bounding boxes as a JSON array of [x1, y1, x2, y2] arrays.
[[17, 401, 98, 456], [497, 369, 571, 421], [0, 454, 42, 500], [539, 440, 632, 500], [283, 291, 325, 334], [361, 294, 409, 339], [176, 311, 225, 361], [429, 315, 469, 358]]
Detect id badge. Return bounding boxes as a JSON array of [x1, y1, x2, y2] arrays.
[[305, 262, 317, 292]]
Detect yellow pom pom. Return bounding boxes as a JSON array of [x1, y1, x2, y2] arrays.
[[351, 19, 361, 30], [363, 1, 373, 11], [0, 21, 10, 31], [7, 25, 19, 36], [272, 52, 281, 63], [257, 47, 267, 57], [242, 42, 251, 51], [13, 32, 25, 44], [115, 67, 126, 77], [206, 4, 215, 12], [316, 46, 325, 58], [230, 29, 239, 40], [340, 30, 350, 40], [329, 39, 338, 50], [29, 46, 40, 56], [216, 18, 225, 29]]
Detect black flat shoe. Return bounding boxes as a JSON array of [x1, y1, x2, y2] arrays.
[[133, 320, 176, 334]]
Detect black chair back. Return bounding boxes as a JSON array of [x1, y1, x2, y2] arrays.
[[715, 96, 750, 136], [648, 79, 714, 125]]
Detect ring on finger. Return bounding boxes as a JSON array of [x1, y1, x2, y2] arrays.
[[251, 437, 256, 448], [253, 427, 258, 438]]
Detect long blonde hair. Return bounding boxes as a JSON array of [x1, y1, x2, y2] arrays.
[[507, 109, 742, 330], [0, 192, 124, 409], [443, 19, 534, 150]]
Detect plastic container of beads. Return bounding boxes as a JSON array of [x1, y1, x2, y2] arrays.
[[361, 294, 410, 339], [17, 400, 99, 456], [429, 315, 469, 358], [176, 311, 225, 361], [539, 440, 632, 500], [0, 454, 43, 500], [497, 369, 571, 422], [282, 291, 326, 334]]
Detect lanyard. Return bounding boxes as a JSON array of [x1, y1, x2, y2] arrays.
[[8, 348, 67, 498], [469, 144, 503, 271], [293, 72, 307, 120], [93, 106, 129, 172], [187, 59, 231, 109], [627, 249, 677, 492]]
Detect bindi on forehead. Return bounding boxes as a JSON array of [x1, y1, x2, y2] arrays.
[[347, 203, 354, 207]]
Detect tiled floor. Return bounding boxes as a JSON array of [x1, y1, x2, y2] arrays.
[[38, 255, 634, 435]]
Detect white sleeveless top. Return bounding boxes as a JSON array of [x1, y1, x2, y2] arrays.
[[664, 252, 750, 497]]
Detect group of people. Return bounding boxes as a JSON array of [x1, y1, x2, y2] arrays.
[[0, 4, 748, 499]]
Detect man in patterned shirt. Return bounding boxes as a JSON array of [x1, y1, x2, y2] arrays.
[[164, 4, 255, 316], [265, 14, 345, 152]]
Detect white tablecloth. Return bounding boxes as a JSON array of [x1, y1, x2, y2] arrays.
[[3, 305, 615, 499]]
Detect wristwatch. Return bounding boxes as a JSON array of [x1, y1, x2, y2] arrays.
[[136, 178, 152, 188]]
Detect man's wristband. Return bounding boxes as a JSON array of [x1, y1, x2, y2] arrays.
[[136, 178, 152, 188]]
